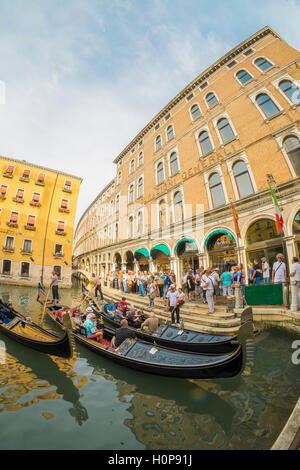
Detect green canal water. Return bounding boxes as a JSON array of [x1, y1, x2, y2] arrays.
[[0, 281, 299, 450]]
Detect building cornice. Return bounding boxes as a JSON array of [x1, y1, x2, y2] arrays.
[[0, 155, 83, 182]]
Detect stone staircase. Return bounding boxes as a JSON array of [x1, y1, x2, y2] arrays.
[[100, 286, 241, 335]]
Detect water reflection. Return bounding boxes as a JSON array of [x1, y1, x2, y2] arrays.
[[0, 335, 88, 426]]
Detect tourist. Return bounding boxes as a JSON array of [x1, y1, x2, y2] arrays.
[[195, 269, 202, 300], [126, 307, 142, 329], [147, 279, 156, 307], [165, 284, 180, 325], [83, 313, 103, 343], [71, 309, 83, 329], [169, 271, 176, 286], [106, 302, 117, 320], [234, 264, 245, 298], [117, 297, 128, 315], [201, 269, 215, 314], [137, 272, 145, 296], [50, 269, 59, 304], [211, 267, 221, 301], [186, 269, 195, 301], [221, 267, 232, 303], [178, 287, 185, 306], [54, 306, 69, 319], [252, 259, 262, 285], [290, 256, 300, 308], [272, 254, 287, 284], [248, 262, 254, 285], [157, 272, 164, 298], [112, 319, 137, 348], [122, 271, 129, 293], [92, 273, 103, 300], [141, 312, 159, 333], [162, 272, 170, 299], [181, 271, 188, 295], [261, 257, 270, 284]]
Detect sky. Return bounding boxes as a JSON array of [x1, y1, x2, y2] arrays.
[[1, 0, 300, 226]]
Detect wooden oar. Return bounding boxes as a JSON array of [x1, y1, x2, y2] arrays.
[[40, 285, 52, 324], [86, 289, 104, 313]]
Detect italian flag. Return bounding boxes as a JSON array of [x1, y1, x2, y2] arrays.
[[269, 184, 284, 234]]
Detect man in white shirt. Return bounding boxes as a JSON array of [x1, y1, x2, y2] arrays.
[[166, 284, 180, 324], [272, 254, 287, 284], [201, 269, 215, 314], [261, 257, 270, 284], [290, 256, 300, 308]]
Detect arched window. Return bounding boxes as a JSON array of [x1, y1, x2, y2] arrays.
[[159, 200, 167, 226], [137, 177, 144, 198], [157, 162, 164, 184], [129, 184, 134, 203], [199, 130, 213, 155], [130, 159, 135, 174], [190, 104, 201, 120], [167, 125, 174, 141], [233, 160, 254, 198], [217, 118, 235, 143], [209, 173, 226, 207], [255, 57, 272, 72], [206, 92, 218, 108], [279, 80, 300, 104], [137, 211, 143, 234], [129, 217, 134, 238], [118, 171, 122, 185], [115, 194, 120, 212], [170, 152, 179, 176], [115, 223, 119, 241], [156, 135, 162, 151], [174, 191, 184, 222], [138, 152, 143, 166], [256, 93, 280, 118], [236, 70, 253, 85], [283, 135, 300, 176]]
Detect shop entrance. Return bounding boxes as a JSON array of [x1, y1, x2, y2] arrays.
[[150, 244, 170, 273], [245, 218, 283, 268], [205, 232, 237, 270], [176, 239, 199, 273]]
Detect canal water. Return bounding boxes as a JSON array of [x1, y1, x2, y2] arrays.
[[0, 281, 299, 450]]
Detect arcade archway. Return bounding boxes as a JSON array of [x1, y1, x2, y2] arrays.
[[150, 244, 170, 272], [204, 230, 237, 270], [175, 238, 199, 272], [245, 218, 282, 266], [134, 248, 150, 271], [125, 251, 134, 271], [113, 252, 122, 271]]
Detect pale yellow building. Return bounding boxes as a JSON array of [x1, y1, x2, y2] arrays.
[[73, 26, 300, 283], [0, 155, 82, 287]]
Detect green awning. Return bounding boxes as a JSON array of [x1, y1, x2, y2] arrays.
[[174, 238, 198, 254], [150, 244, 170, 256], [204, 230, 235, 248], [134, 248, 149, 259]]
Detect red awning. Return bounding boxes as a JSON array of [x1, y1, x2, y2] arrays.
[[10, 212, 18, 222], [6, 165, 14, 173], [57, 221, 65, 230], [61, 199, 68, 208], [32, 192, 40, 201], [65, 180, 71, 186], [16, 189, 24, 198], [27, 215, 35, 225], [23, 169, 30, 176], [0, 185, 7, 194], [38, 173, 45, 181]]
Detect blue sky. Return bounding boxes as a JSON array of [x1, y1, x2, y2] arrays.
[[0, 0, 300, 223]]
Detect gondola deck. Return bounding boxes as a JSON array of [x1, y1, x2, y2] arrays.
[[80, 285, 238, 354], [0, 300, 74, 359], [37, 287, 246, 379]]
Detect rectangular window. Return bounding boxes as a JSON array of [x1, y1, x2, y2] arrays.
[[60, 199, 68, 209], [15, 188, 24, 201], [20, 262, 30, 277], [21, 169, 31, 180], [5, 236, 14, 250], [53, 265, 62, 280], [32, 192, 40, 202], [57, 220, 65, 232], [200, 81, 208, 90], [10, 212, 19, 223], [37, 173, 45, 184], [23, 239, 32, 253], [186, 93, 194, 101], [27, 215, 36, 227], [4, 165, 15, 175], [63, 180, 72, 191], [227, 60, 237, 68], [0, 185, 8, 197], [55, 244, 63, 255], [2, 260, 11, 275]]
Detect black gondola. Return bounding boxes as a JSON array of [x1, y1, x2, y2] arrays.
[[81, 284, 242, 354], [0, 299, 74, 359], [37, 285, 250, 379]]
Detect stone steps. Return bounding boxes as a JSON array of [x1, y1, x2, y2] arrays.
[[101, 287, 241, 334]]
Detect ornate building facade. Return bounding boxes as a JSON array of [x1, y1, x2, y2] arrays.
[[0, 155, 82, 287], [73, 26, 300, 283]]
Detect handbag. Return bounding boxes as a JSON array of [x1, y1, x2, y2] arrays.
[[150, 291, 156, 300]]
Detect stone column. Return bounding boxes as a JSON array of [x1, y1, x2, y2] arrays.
[[285, 236, 296, 273], [171, 257, 180, 286], [290, 280, 299, 311], [149, 256, 155, 273], [234, 283, 243, 309], [134, 261, 139, 274], [198, 253, 206, 269]]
